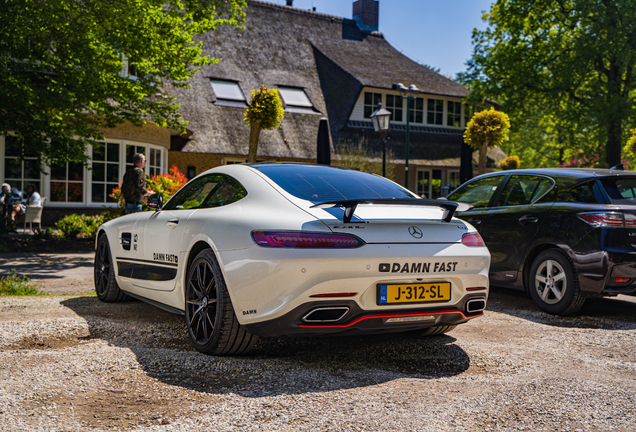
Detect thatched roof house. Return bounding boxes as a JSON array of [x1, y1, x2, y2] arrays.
[[168, 0, 505, 197]]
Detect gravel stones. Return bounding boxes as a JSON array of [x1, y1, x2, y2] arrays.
[[0, 290, 635, 431]]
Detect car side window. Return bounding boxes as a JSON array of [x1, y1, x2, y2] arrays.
[[447, 175, 504, 208], [199, 177, 247, 209], [497, 175, 552, 207], [570, 181, 603, 204], [163, 174, 247, 210]]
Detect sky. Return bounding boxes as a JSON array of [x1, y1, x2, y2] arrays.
[[267, 0, 495, 79]]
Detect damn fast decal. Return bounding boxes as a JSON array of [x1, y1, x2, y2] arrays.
[[379, 262, 458, 273]]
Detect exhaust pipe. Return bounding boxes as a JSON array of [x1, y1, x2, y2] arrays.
[[466, 298, 486, 313], [302, 307, 349, 323]]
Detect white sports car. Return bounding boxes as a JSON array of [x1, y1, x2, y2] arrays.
[[94, 163, 490, 355]]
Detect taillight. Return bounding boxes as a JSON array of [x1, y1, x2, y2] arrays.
[[462, 232, 485, 247], [578, 212, 636, 228], [251, 231, 365, 248]]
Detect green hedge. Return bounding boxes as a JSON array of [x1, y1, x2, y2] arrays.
[[55, 210, 120, 240]]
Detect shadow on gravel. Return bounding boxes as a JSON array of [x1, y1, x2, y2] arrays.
[[61, 296, 470, 397], [0, 255, 93, 280], [488, 285, 636, 330]]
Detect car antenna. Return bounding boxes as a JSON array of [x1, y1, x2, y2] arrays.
[[610, 163, 624, 170]]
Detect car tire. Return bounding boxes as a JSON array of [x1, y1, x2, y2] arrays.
[[528, 249, 585, 316], [94, 235, 129, 302], [185, 249, 258, 356]]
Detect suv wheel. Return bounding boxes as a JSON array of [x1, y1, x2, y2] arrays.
[[529, 249, 584, 315]]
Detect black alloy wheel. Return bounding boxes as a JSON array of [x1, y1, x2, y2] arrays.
[[94, 235, 129, 302], [185, 249, 258, 355], [528, 249, 585, 316]]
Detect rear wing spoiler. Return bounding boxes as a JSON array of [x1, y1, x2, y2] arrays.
[[310, 199, 473, 223]]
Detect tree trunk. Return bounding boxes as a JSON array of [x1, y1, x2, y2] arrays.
[[606, 116, 622, 168], [247, 121, 261, 163], [605, 59, 622, 168], [478, 140, 489, 175]]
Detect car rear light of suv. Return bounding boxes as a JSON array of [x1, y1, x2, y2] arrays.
[[252, 231, 365, 248], [578, 212, 636, 228]]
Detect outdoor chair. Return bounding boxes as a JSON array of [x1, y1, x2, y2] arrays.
[[23, 197, 47, 233]]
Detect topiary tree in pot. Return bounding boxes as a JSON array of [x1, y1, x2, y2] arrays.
[[244, 85, 284, 163], [464, 107, 511, 175]]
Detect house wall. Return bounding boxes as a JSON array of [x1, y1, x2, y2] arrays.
[[99, 121, 172, 149]]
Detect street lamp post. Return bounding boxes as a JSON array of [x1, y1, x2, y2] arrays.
[[392, 83, 420, 190], [369, 102, 392, 177]]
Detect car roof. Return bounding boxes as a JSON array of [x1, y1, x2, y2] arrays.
[[477, 167, 636, 180]]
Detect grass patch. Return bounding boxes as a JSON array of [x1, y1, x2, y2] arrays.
[[0, 270, 46, 296]]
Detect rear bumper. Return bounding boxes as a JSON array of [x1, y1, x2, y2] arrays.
[[243, 294, 487, 337]]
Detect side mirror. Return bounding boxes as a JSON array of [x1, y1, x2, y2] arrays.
[[147, 192, 163, 211]]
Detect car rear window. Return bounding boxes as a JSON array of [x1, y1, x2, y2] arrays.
[[253, 164, 416, 203], [600, 177, 636, 204]]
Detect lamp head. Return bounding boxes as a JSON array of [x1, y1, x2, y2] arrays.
[[392, 83, 407, 92]]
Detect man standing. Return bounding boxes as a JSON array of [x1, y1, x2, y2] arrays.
[[122, 154, 154, 214]]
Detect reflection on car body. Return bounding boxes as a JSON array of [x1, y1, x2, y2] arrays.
[[447, 167, 636, 315]]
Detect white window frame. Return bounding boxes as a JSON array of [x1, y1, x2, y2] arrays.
[[90, 141, 121, 205], [351, 88, 467, 128], [49, 161, 86, 204], [385, 94, 404, 122], [408, 97, 425, 125], [448, 170, 461, 190], [278, 87, 313, 108], [223, 157, 248, 165], [426, 98, 444, 126], [1, 135, 167, 207], [416, 169, 431, 198], [447, 101, 462, 127], [210, 79, 246, 102], [0, 134, 44, 202], [363, 91, 383, 118]]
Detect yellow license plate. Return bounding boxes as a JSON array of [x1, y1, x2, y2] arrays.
[[377, 283, 451, 305]]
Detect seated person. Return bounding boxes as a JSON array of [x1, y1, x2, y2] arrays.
[[13, 183, 42, 220], [1, 183, 14, 220]]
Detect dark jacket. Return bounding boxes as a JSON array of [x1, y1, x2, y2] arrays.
[[122, 167, 148, 203], [1, 192, 13, 216]]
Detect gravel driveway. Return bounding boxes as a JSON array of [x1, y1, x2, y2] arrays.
[[1, 253, 635, 431]]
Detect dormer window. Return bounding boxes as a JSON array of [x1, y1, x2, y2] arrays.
[[210, 79, 247, 107], [278, 87, 319, 114]]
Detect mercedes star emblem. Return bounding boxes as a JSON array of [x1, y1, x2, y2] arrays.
[[408, 226, 423, 239]]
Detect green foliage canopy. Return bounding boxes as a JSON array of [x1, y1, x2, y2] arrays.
[[0, 0, 246, 167], [459, 0, 636, 168]]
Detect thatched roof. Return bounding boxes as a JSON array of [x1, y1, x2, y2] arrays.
[[169, 0, 473, 163]]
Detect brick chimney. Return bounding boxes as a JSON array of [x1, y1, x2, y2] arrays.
[[286, 0, 293, 6], [352, 0, 379, 32]]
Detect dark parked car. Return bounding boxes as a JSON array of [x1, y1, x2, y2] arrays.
[[447, 168, 636, 315]]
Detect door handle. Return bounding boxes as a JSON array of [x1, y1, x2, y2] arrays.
[[467, 218, 482, 225], [166, 219, 179, 229], [519, 215, 538, 224]]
